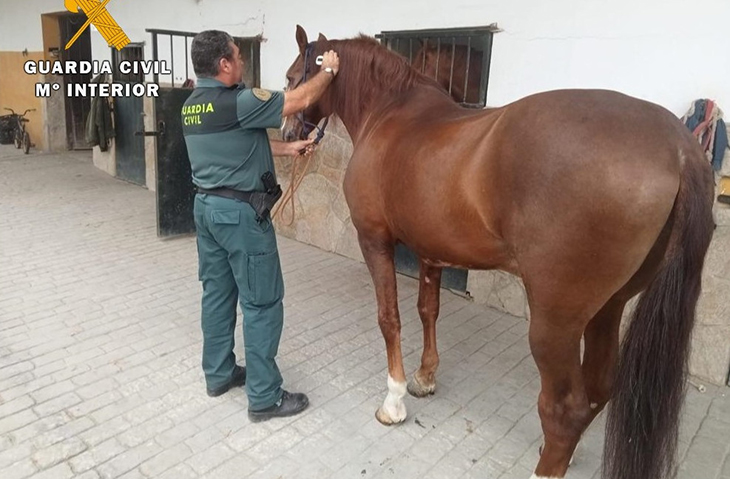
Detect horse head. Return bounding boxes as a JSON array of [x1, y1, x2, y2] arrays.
[[282, 25, 332, 142]]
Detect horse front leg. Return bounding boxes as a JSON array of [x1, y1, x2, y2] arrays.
[[358, 233, 408, 425], [408, 261, 442, 397]]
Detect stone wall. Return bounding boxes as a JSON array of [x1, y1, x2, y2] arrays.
[[41, 73, 68, 152], [693, 204, 730, 385], [277, 119, 730, 384], [272, 118, 363, 263]]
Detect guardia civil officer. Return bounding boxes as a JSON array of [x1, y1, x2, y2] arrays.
[[182, 30, 339, 422]]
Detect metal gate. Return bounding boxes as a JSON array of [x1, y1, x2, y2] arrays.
[[155, 86, 196, 237], [146, 29, 261, 237], [145, 29, 198, 237], [113, 44, 146, 186]]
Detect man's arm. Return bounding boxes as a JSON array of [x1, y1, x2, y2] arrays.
[[270, 139, 315, 157], [282, 50, 339, 117]]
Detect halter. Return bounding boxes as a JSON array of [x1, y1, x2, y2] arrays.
[[295, 42, 329, 144]]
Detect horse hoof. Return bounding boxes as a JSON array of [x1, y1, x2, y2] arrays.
[[375, 406, 406, 425], [407, 376, 435, 398]]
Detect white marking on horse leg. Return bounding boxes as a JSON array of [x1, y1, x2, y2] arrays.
[[381, 374, 407, 422]]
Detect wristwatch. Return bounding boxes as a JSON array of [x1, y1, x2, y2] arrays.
[[323, 67, 335, 75]]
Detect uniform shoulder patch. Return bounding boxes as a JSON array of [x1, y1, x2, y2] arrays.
[[251, 88, 272, 102]]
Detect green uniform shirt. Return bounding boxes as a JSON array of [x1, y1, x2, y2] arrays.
[[182, 78, 284, 192]]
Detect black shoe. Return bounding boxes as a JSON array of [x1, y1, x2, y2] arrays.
[[248, 390, 309, 422], [207, 365, 246, 397]]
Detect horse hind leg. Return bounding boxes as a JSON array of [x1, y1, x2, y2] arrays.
[[581, 297, 625, 426], [535, 296, 625, 467], [533, 296, 625, 471], [358, 233, 408, 425], [530, 311, 592, 478], [582, 216, 672, 427], [407, 261, 442, 398]]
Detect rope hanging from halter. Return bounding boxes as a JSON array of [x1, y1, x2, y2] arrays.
[[271, 117, 329, 225], [271, 151, 313, 225]]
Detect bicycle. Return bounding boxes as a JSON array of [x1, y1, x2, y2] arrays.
[[3, 108, 35, 154]]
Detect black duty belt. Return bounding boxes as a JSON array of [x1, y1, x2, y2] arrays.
[[197, 187, 255, 203], [197, 177, 283, 224]]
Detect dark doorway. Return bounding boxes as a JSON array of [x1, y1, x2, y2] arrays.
[[59, 14, 92, 150]]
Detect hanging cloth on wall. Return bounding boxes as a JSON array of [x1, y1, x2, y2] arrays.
[[681, 99, 728, 172], [85, 73, 116, 151]]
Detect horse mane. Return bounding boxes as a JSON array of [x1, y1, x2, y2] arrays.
[[324, 35, 443, 126]]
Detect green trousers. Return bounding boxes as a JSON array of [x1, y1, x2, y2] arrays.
[[194, 193, 284, 410]]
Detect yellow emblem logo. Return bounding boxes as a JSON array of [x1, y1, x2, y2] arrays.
[[252, 88, 272, 102], [64, 0, 131, 51]]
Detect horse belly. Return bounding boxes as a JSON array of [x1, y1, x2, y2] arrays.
[[390, 199, 516, 274]]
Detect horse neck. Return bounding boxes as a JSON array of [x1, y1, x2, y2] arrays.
[[326, 39, 420, 141], [327, 79, 369, 141]]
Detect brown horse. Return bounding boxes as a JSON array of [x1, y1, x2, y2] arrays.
[[410, 40, 482, 104], [283, 26, 715, 479]]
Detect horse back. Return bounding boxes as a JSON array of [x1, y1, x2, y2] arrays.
[[345, 88, 700, 281]]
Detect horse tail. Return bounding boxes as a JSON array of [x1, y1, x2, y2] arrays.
[[603, 150, 715, 479]]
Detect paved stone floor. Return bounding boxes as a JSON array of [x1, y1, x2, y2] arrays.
[[1, 144, 729, 478]]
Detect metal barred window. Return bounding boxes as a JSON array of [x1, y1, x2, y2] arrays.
[[232, 36, 262, 89], [111, 43, 145, 83], [145, 29, 261, 89], [377, 25, 498, 108]]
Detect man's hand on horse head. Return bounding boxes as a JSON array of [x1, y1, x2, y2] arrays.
[[320, 50, 340, 76]]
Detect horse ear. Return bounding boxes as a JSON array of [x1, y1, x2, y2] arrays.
[[317, 33, 328, 43], [296, 25, 308, 55]]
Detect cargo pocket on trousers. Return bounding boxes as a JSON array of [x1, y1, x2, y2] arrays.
[[247, 250, 284, 306], [211, 210, 240, 225]]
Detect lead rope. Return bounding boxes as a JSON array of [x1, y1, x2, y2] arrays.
[[271, 150, 315, 226], [271, 115, 330, 225]]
